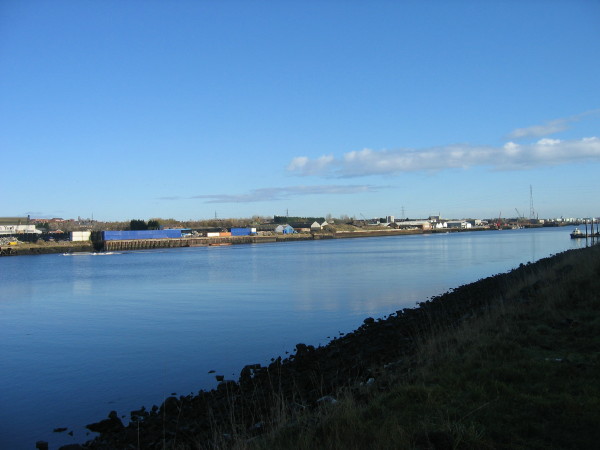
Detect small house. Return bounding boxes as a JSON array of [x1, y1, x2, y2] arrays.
[[275, 224, 294, 234], [289, 223, 312, 233]]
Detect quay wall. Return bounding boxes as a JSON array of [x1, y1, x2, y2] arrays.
[[101, 234, 318, 251], [100, 230, 425, 251]]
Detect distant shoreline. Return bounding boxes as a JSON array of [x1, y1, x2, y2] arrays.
[[4, 229, 423, 256], [0, 225, 555, 256]]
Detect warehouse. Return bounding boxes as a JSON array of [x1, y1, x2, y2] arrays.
[[101, 229, 183, 240]]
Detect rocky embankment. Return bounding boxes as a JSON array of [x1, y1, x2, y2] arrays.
[[53, 244, 598, 450]]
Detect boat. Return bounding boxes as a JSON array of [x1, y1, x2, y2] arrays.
[[570, 228, 586, 239]]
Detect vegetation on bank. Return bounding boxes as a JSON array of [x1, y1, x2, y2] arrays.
[[79, 244, 600, 450]]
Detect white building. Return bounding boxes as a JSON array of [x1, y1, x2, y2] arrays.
[[396, 220, 432, 230], [71, 231, 91, 241], [466, 219, 483, 227], [446, 221, 472, 229], [0, 225, 41, 235]]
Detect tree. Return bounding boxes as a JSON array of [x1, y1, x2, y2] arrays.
[[147, 220, 160, 230], [130, 220, 148, 230]]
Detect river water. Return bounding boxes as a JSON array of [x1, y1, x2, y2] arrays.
[[0, 227, 586, 449]]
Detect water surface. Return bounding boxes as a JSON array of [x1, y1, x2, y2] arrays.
[[0, 227, 585, 448]]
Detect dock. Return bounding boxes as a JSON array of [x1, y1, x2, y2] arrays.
[[100, 234, 311, 251], [99, 229, 424, 251]]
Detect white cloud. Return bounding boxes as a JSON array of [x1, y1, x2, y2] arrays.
[[287, 155, 336, 175], [537, 138, 561, 146], [287, 137, 600, 177]]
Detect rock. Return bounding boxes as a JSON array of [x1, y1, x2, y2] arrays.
[[217, 380, 237, 392], [160, 396, 180, 414], [316, 395, 338, 405], [130, 406, 148, 421], [53, 427, 68, 432], [239, 366, 252, 381], [360, 377, 375, 386], [35, 441, 48, 450], [86, 410, 124, 433], [215, 374, 224, 382], [295, 343, 315, 356]]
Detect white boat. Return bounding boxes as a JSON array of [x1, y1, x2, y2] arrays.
[[570, 228, 586, 239]]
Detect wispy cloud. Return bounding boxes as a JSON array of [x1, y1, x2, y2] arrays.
[[507, 110, 600, 139], [507, 119, 571, 139], [287, 137, 600, 177], [160, 185, 382, 204]]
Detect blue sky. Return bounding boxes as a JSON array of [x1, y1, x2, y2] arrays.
[[2, 0, 599, 221]]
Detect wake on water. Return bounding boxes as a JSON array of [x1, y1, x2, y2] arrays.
[[62, 252, 121, 256]]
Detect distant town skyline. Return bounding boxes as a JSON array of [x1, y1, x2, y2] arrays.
[[21, 210, 595, 224], [2, 1, 599, 221]]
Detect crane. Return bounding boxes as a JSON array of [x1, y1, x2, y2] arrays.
[[515, 208, 523, 219]]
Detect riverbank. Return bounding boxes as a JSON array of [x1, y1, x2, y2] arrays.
[[59, 242, 600, 449], [3, 226, 568, 255], [5, 229, 426, 255], [0, 240, 93, 256]]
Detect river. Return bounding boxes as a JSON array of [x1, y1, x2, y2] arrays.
[[0, 227, 586, 449]]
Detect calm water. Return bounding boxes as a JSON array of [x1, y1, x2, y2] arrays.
[[0, 227, 586, 449]]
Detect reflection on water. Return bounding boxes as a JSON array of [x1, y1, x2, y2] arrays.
[[0, 227, 583, 449]]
